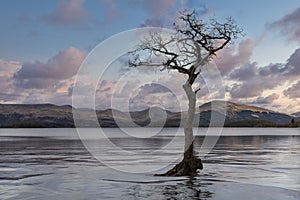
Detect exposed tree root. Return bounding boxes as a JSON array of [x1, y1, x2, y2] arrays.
[[155, 144, 203, 176]]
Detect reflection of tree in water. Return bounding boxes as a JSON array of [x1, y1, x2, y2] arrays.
[[185, 177, 214, 199], [127, 177, 214, 199]]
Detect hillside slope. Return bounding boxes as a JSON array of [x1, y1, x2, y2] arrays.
[[0, 101, 297, 127]]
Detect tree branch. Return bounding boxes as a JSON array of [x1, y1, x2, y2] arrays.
[[129, 10, 243, 86], [194, 88, 201, 94]]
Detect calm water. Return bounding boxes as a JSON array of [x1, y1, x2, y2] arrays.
[[0, 128, 299, 200]]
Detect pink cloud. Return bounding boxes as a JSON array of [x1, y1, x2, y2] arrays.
[[0, 60, 22, 103], [43, 0, 88, 27], [0, 60, 21, 75], [14, 47, 85, 89], [214, 38, 254, 75]]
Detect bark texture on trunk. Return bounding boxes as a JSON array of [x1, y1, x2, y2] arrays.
[[183, 81, 196, 156], [155, 81, 203, 176]]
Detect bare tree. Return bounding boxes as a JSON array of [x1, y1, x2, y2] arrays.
[[129, 11, 243, 176]]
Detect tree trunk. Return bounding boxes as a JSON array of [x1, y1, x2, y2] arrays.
[[155, 81, 203, 176], [183, 81, 196, 159]]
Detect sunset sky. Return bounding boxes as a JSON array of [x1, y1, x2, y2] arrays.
[[0, 0, 299, 114]]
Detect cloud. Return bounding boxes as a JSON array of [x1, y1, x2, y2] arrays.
[[258, 63, 287, 76], [286, 48, 300, 76], [140, 18, 164, 27], [258, 48, 300, 78], [0, 60, 21, 75], [129, 83, 179, 111], [92, 72, 188, 111], [229, 64, 284, 99], [0, 76, 19, 102], [230, 81, 264, 99], [130, 0, 207, 24], [136, 0, 175, 27], [6, 62, 77, 105], [214, 38, 254, 75], [14, 47, 85, 89], [267, 6, 300, 43], [136, 0, 207, 27], [133, 83, 172, 95], [251, 93, 279, 104], [229, 62, 257, 81], [143, 0, 175, 18], [0, 60, 22, 103], [228, 47, 300, 99], [284, 81, 300, 98], [228, 65, 277, 99], [43, 0, 88, 27]]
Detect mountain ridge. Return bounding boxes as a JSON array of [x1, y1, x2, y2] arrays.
[[0, 101, 298, 128]]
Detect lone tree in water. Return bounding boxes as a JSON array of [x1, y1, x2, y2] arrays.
[[129, 11, 243, 176]]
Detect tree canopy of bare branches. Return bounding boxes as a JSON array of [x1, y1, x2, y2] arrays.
[[128, 10, 243, 176], [129, 10, 243, 86]]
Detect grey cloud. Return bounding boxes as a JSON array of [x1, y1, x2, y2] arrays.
[[14, 47, 85, 89], [251, 93, 279, 104], [286, 48, 300, 75], [140, 18, 164, 27], [229, 62, 257, 81], [137, 0, 208, 27], [128, 83, 179, 111], [230, 82, 263, 99], [135, 83, 172, 95], [95, 80, 179, 111], [0, 92, 21, 102], [258, 48, 300, 77], [258, 63, 287, 76], [267, 6, 300, 43], [284, 81, 300, 98], [228, 47, 300, 99], [16, 78, 57, 89], [229, 73, 282, 99], [215, 38, 254, 75], [124, 0, 175, 27]]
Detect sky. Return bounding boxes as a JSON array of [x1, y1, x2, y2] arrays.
[[0, 0, 299, 114]]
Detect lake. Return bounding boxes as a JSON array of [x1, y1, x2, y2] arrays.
[[0, 128, 299, 200]]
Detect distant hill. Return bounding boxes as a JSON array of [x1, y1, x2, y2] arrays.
[[292, 112, 300, 117], [195, 101, 295, 126], [0, 104, 74, 128], [0, 101, 298, 128]]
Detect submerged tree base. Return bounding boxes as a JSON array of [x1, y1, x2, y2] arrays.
[[155, 145, 203, 176]]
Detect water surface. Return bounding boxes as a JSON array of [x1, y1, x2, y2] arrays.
[[0, 128, 299, 200]]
